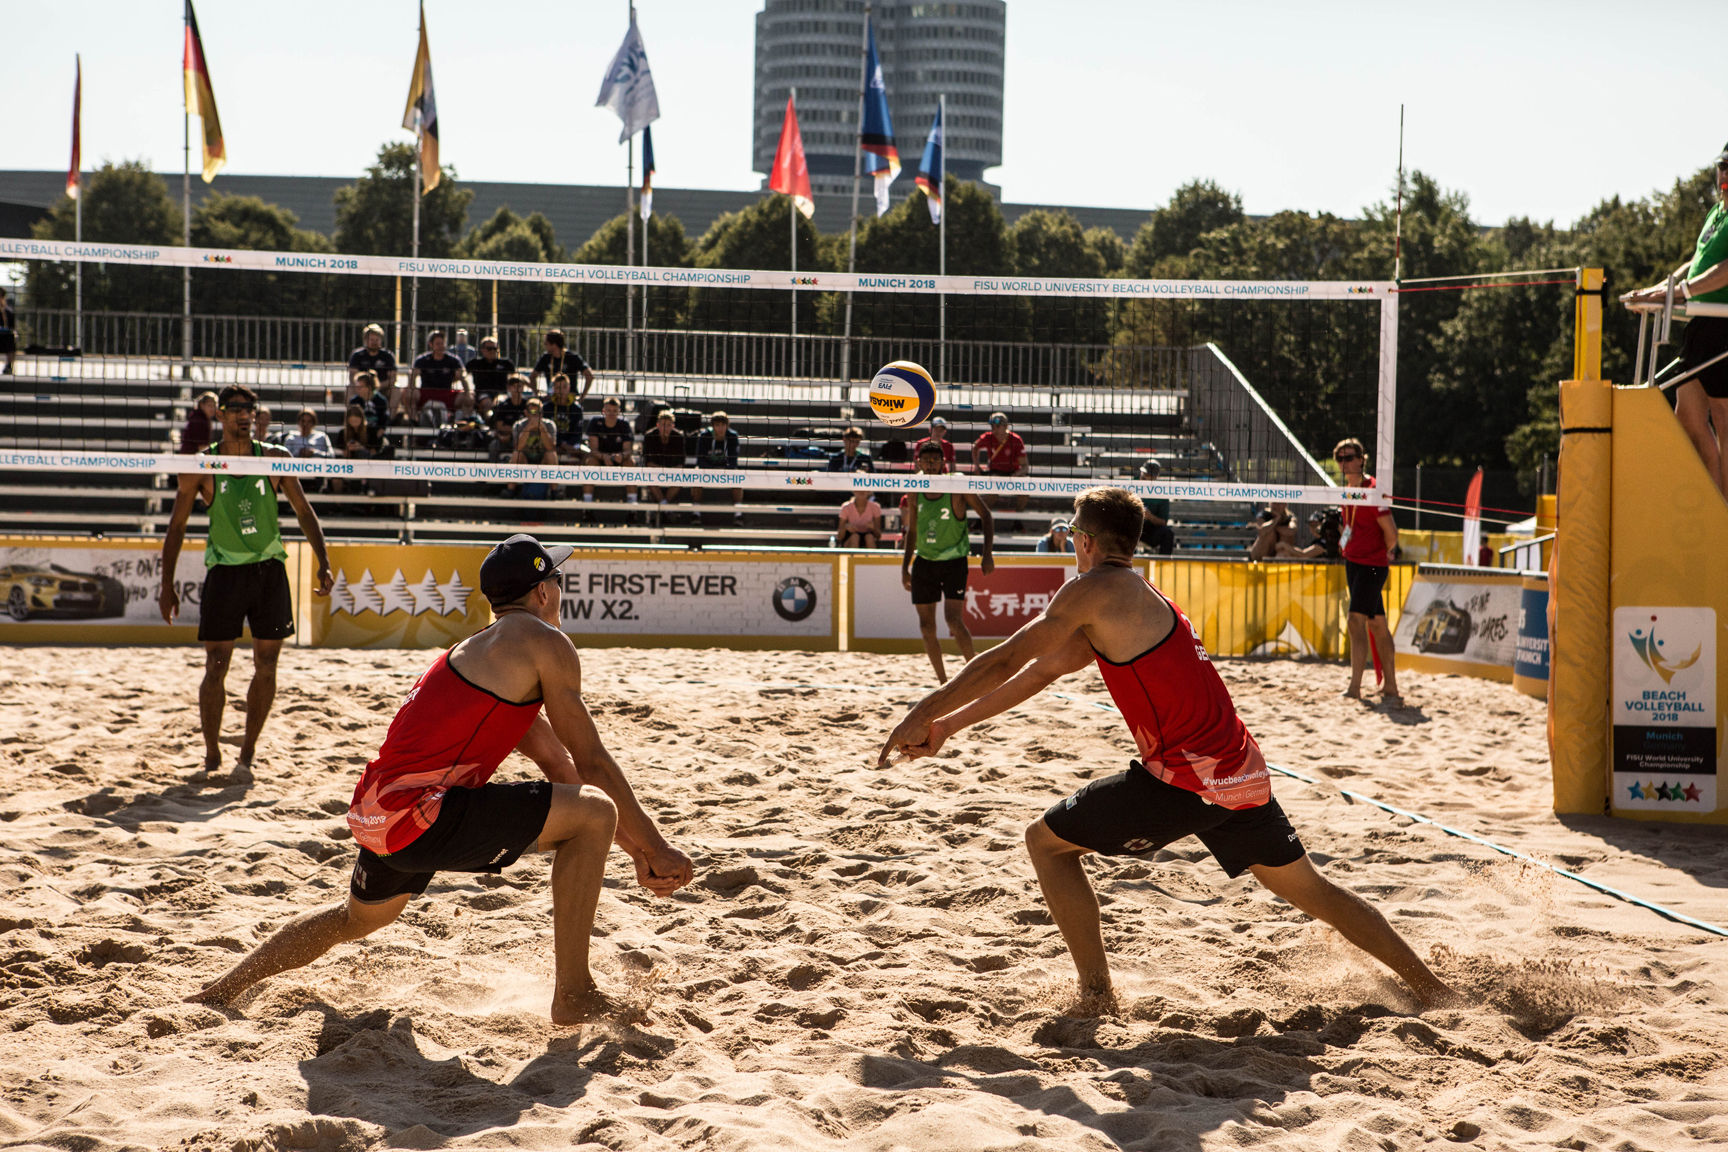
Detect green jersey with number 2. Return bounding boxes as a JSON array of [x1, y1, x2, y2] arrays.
[[915, 493, 970, 562]]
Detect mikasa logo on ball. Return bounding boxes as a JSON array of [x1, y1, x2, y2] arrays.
[[869, 360, 936, 428]]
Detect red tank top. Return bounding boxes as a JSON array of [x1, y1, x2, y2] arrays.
[[1340, 477, 1390, 566], [1094, 582, 1271, 809], [347, 645, 543, 854]]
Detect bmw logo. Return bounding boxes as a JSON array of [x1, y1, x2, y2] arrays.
[[772, 576, 817, 622]]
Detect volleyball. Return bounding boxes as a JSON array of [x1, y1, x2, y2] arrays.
[[868, 361, 937, 428]]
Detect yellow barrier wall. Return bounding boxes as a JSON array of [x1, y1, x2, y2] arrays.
[[1606, 387, 1727, 824], [1148, 561, 1414, 659], [312, 543, 491, 649], [1397, 530, 1517, 566]]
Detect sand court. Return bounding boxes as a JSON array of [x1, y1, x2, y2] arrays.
[[1, 644, 1725, 1151]]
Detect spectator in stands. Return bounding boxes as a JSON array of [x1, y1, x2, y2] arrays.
[[466, 336, 515, 402], [642, 410, 687, 515], [403, 330, 466, 426], [583, 396, 638, 519], [179, 391, 220, 454], [330, 403, 378, 495], [446, 390, 486, 450], [1334, 437, 1401, 707], [828, 427, 874, 472], [0, 286, 15, 375], [486, 414, 516, 464], [1248, 502, 1297, 561], [972, 412, 1029, 519], [1138, 458, 1176, 556], [254, 405, 280, 446], [532, 329, 594, 402], [450, 328, 477, 366], [1036, 518, 1076, 554], [352, 372, 389, 432], [503, 398, 558, 499], [635, 397, 672, 437], [913, 416, 955, 471], [837, 491, 883, 548], [490, 373, 533, 431], [692, 411, 744, 524], [284, 408, 332, 458], [545, 374, 586, 463], [347, 324, 397, 398]]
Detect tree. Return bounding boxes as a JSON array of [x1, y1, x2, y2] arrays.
[[27, 160, 180, 317], [457, 207, 567, 334], [188, 193, 334, 316], [1125, 179, 1245, 277], [548, 212, 693, 332], [1009, 208, 1108, 345], [1085, 226, 1126, 276], [688, 196, 824, 335], [333, 142, 475, 323]]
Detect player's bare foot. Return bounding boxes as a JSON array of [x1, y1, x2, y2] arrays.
[[550, 981, 625, 1027], [1414, 977, 1469, 1011], [183, 973, 249, 1004], [1341, 688, 1362, 700], [201, 750, 224, 775]]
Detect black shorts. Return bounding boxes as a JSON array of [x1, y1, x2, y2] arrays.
[[1666, 315, 1728, 399], [910, 555, 969, 604], [0, 330, 14, 355], [198, 558, 294, 642], [1042, 763, 1304, 879], [1344, 560, 1388, 617], [349, 781, 554, 903]]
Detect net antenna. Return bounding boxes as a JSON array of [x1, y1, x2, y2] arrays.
[[1394, 104, 1405, 284]]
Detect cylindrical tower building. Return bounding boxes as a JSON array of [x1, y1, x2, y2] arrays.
[[754, 1, 1005, 202]]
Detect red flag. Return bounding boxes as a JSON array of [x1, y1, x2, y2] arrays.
[[1462, 467, 1485, 566], [769, 95, 814, 220], [66, 55, 81, 199]]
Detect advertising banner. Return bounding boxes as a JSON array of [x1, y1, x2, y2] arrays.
[[850, 556, 1077, 649], [1611, 606, 1717, 813], [1512, 575, 1551, 700], [1392, 565, 1524, 682], [557, 552, 836, 649], [0, 537, 207, 643], [312, 544, 490, 649]]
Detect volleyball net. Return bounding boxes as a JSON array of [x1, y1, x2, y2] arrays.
[[0, 238, 1394, 511]]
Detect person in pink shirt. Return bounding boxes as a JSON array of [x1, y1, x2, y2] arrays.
[[837, 492, 884, 548]]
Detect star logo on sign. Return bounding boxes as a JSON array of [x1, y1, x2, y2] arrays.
[[1627, 780, 1645, 800], [1683, 782, 1702, 802]]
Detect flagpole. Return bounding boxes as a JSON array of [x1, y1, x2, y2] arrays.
[[1394, 103, 1404, 283], [841, 3, 871, 385], [790, 87, 798, 380], [624, 0, 636, 393], [74, 62, 82, 353], [182, 8, 192, 384], [938, 91, 946, 386]]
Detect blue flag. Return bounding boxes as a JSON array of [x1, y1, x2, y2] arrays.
[[640, 124, 655, 220], [915, 104, 942, 225], [859, 16, 898, 216]]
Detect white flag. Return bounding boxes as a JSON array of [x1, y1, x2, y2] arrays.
[[595, 14, 660, 144]]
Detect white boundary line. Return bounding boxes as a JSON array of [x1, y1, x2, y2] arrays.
[[0, 449, 1387, 506], [0, 238, 1395, 302]]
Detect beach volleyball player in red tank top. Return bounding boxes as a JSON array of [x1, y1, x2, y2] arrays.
[[185, 534, 693, 1025], [880, 487, 1457, 1009]]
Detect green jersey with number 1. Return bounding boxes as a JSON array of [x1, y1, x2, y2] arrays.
[[202, 442, 288, 568]]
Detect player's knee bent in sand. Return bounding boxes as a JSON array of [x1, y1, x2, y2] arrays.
[[537, 783, 617, 851]]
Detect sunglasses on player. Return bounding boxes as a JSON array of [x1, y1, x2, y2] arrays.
[[1334, 452, 1361, 463]]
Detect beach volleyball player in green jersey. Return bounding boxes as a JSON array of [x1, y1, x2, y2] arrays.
[[160, 384, 334, 780], [902, 441, 994, 683]]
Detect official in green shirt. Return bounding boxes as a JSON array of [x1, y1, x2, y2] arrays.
[[160, 385, 334, 780], [1622, 142, 1728, 497], [902, 442, 995, 684]]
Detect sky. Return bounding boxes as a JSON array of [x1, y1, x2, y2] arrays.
[[9, 0, 1724, 229]]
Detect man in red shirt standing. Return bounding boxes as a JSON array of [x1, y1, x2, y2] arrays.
[[972, 412, 1029, 520], [913, 416, 956, 472], [1334, 438, 1402, 707]]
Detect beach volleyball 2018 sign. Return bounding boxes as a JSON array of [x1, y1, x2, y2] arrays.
[[1612, 606, 1717, 812], [554, 556, 834, 644]]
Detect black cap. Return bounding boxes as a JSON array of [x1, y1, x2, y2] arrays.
[[480, 533, 573, 605]]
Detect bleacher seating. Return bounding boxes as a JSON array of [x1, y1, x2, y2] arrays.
[[0, 362, 1263, 556]]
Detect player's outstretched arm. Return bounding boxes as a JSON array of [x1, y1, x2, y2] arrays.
[[533, 632, 693, 896], [901, 630, 1094, 761], [514, 712, 661, 863], [878, 582, 1092, 765]]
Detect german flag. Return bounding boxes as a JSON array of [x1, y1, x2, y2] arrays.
[[401, 3, 441, 195], [182, 1, 225, 183]]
